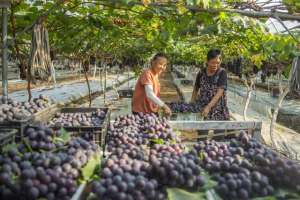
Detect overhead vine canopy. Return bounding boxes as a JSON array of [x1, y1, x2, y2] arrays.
[[6, 0, 300, 74]]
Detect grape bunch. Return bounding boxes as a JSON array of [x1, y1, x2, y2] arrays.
[[107, 113, 179, 152], [167, 102, 201, 113], [0, 150, 78, 200], [191, 137, 274, 199], [49, 109, 106, 127], [224, 57, 242, 78], [19, 125, 63, 152], [80, 131, 97, 142], [149, 144, 184, 157], [0, 126, 100, 200], [109, 145, 149, 162], [107, 125, 148, 153], [0, 95, 51, 122], [92, 156, 167, 200], [235, 132, 300, 192], [213, 170, 274, 200], [149, 144, 205, 189]]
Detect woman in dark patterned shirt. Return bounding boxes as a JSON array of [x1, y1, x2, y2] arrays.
[[191, 49, 230, 120]]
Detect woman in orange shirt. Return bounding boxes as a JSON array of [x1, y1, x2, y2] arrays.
[[132, 53, 172, 116]]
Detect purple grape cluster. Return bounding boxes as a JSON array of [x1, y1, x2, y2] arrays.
[[107, 113, 180, 154], [0, 95, 51, 122], [189, 131, 300, 199], [0, 126, 100, 200], [91, 156, 167, 200], [167, 102, 201, 113], [149, 144, 205, 189], [49, 109, 106, 127], [92, 113, 208, 200], [236, 132, 300, 192], [18, 125, 63, 152]]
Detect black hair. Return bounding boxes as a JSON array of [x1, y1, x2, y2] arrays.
[[152, 53, 168, 61], [207, 49, 221, 61]]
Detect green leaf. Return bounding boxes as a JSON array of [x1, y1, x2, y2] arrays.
[[274, 188, 300, 199], [186, 0, 195, 6], [198, 150, 205, 161], [54, 128, 71, 144], [251, 197, 277, 200], [81, 153, 101, 181], [219, 12, 227, 21], [86, 193, 98, 200], [22, 138, 33, 153], [201, 0, 210, 9], [177, 4, 188, 15], [14, 11, 32, 16], [206, 189, 222, 200], [167, 188, 206, 200], [201, 172, 218, 191], [149, 138, 165, 145], [1, 143, 18, 154]]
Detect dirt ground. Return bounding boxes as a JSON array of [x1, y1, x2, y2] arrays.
[[159, 70, 182, 102], [0, 74, 110, 95], [0, 75, 91, 95]]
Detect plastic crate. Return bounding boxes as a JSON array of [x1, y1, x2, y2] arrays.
[[50, 107, 111, 146], [118, 89, 134, 98], [0, 117, 33, 141], [181, 79, 194, 85], [0, 128, 17, 150]]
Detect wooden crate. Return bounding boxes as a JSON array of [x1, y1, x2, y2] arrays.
[[170, 120, 263, 142]]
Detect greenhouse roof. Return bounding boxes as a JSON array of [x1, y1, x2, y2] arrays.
[[256, 0, 300, 34]]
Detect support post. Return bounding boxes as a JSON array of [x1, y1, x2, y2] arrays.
[[104, 64, 107, 104], [2, 6, 9, 103], [127, 66, 130, 89], [93, 58, 97, 78]]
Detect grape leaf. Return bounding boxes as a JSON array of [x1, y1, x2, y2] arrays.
[[22, 138, 33, 153], [167, 188, 206, 200], [55, 128, 71, 144], [86, 193, 98, 200], [206, 189, 222, 200], [251, 197, 277, 200], [274, 188, 300, 199], [1, 143, 18, 154], [81, 153, 101, 181], [201, 172, 218, 191], [149, 138, 164, 145]]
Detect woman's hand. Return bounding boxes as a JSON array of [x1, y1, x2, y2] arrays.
[[202, 105, 211, 117], [163, 104, 172, 116]]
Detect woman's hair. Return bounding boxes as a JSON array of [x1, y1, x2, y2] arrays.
[[151, 53, 168, 62], [207, 49, 221, 61]]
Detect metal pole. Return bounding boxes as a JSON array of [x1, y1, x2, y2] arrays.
[[104, 64, 107, 104], [2, 8, 8, 103], [127, 66, 130, 89]]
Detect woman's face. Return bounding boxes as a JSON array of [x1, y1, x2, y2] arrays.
[[207, 55, 221, 72], [151, 57, 167, 74]]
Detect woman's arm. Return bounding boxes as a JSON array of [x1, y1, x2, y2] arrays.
[[202, 88, 224, 117], [145, 84, 172, 115], [207, 88, 224, 109], [145, 84, 165, 107]]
